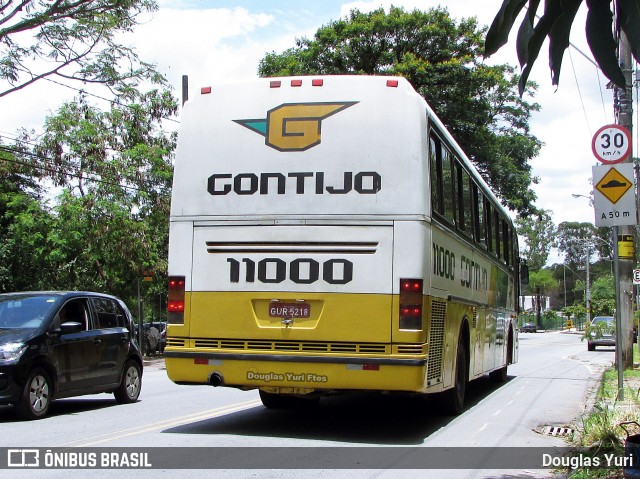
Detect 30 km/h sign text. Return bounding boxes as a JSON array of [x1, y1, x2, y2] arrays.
[[592, 124, 632, 164]]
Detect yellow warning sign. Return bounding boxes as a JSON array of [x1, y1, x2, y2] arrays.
[[595, 167, 632, 204]]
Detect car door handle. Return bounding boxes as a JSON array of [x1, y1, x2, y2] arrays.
[[92, 339, 102, 345]]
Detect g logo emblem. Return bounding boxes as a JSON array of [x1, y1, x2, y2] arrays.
[[234, 102, 357, 151]]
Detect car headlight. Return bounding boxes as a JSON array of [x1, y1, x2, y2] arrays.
[[0, 342, 28, 363]]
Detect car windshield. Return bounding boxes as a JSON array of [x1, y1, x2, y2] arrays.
[[592, 317, 613, 325], [0, 294, 60, 329]]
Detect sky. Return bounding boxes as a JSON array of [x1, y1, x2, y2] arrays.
[[0, 0, 632, 262]]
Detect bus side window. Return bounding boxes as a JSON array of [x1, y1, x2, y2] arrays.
[[494, 209, 502, 260], [485, 199, 494, 252], [454, 162, 473, 238], [502, 220, 510, 265], [462, 171, 472, 237], [474, 186, 486, 248], [509, 227, 518, 268], [442, 148, 454, 223], [454, 162, 463, 229], [429, 135, 443, 215]]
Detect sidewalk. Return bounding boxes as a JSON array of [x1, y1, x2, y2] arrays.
[[143, 356, 166, 369]]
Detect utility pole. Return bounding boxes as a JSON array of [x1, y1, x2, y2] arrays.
[[585, 242, 591, 326], [615, 30, 635, 371]]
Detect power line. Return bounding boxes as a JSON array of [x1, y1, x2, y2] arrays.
[[568, 48, 592, 137], [42, 77, 181, 125], [0, 145, 171, 194]]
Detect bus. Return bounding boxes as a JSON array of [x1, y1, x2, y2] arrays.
[[165, 75, 522, 414]]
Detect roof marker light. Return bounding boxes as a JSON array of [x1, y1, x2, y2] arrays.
[[291, 79, 303, 87], [270, 80, 282, 88], [386, 80, 399, 88], [312, 79, 324, 86], [201, 87, 212, 94]]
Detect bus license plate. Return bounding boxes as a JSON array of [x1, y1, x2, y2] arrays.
[[269, 303, 311, 319]]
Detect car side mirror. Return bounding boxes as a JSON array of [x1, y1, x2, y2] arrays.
[[59, 321, 83, 335]]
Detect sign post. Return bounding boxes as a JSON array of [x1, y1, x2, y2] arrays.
[[592, 124, 635, 401]]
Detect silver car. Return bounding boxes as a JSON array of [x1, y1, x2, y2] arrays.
[[587, 316, 615, 351]]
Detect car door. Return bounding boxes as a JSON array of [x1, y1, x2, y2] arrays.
[[89, 297, 130, 387], [52, 298, 103, 393]]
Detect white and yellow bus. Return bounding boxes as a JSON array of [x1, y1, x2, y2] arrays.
[[165, 75, 522, 414]]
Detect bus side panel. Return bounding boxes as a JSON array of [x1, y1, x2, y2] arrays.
[[429, 226, 506, 383]]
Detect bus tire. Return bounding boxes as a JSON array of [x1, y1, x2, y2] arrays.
[[259, 390, 320, 409], [439, 336, 467, 415], [489, 365, 508, 383]]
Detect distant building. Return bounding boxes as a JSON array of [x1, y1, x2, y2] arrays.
[[521, 295, 551, 312]]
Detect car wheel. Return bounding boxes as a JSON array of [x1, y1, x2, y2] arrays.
[[114, 360, 141, 403], [587, 342, 595, 352], [16, 368, 52, 420]]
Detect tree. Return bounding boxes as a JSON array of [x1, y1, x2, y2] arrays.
[[0, 142, 57, 291], [590, 274, 615, 316], [485, 0, 640, 94], [554, 221, 597, 267], [258, 6, 542, 215], [0, 0, 165, 97], [526, 268, 558, 295], [515, 209, 556, 270], [5, 88, 177, 306]]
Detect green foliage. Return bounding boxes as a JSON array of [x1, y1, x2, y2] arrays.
[[2, 88, 178, 314], [0, 0, 164, 97], [554, 222, 596, 267], [516, 209, 556, 270], [485, 0, 640, 93], [562, 303, 587, 324], [542, 309, 561, 330], [526, 268, 558, 294], [590, 275, 615, 316], [258, 6, 541, 215]]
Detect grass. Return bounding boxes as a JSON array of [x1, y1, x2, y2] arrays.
[[565, 344, 640, 478]]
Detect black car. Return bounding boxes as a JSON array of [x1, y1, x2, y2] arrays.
[[521, 322, 537, 333], [0, 292, 143, 419]]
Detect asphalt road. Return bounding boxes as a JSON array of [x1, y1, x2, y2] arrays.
[[0, 330, 615, 478]]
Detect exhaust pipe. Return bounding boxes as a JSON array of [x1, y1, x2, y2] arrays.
[[209, 372, 224, 387]]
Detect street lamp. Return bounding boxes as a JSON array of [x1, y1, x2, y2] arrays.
[[572, 192, 594, 205]]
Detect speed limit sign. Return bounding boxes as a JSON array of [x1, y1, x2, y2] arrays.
[[592, 124, 632, 164]]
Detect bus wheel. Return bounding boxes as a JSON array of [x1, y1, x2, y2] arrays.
[[259, 390, 320, 409], [440, 337, 467, 415], [489, 365, 508, 383]]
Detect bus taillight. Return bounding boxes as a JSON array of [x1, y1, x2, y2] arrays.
[[400, 278, 423, 330], [168, 276, 186, 324]]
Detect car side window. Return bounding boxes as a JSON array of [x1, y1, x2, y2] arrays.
[[91, 298, 125, 329], [58, 299, 89, 330]]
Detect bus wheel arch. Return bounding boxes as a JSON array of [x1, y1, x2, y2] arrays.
[[438, 319, 470, 416], [489, 323, 514, 383]]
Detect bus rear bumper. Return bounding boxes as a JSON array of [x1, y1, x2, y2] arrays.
[[164, 350, 429, 393]]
